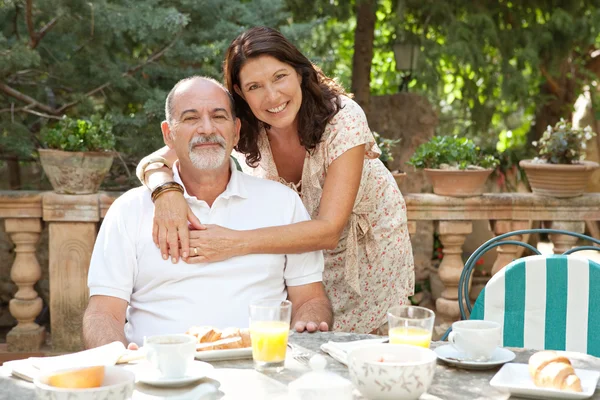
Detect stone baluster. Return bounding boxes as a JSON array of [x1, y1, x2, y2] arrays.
[[490, 220, 531, 275], [5, 218, 46, 351], [43, 192, 100, 352], [435, 221, 472, 334], [548, 221, 586, 254]]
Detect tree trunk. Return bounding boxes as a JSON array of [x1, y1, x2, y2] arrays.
[[351, 0, 377, 116], [7, 157, 21, 189], [529, 59, 577, 144]]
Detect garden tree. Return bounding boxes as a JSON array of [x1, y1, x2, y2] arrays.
[[292, 0, 600, 157], [0, 0, 314, 189], [285, 0, 378, 112]]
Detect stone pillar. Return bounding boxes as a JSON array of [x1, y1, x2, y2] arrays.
[[43, 193, 100, 352], [490, 220, 531, 275], [548, 221, 586, 254], [5, 218, 46, 351], [435, 221, 472, 333]]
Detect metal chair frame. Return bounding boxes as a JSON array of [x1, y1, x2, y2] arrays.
[[440, 228, 600, 341]]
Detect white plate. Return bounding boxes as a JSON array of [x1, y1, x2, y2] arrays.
[[434, 344, 515, 370], [195, 347, 253, 362], [490, 363, 600, 399], [135, 360, 214, 388]]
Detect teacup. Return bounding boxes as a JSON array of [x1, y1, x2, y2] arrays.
[[448, 320, 502, 361], [144, 334, 196, 378]]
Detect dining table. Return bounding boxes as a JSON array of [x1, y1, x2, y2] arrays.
[[1, 331, 600, 399]]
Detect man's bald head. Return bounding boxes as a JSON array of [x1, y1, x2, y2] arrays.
[[165, 76, 236, 125]]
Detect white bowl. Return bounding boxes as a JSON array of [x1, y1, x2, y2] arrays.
[[34, 366, 135, 400], [347, 344, 437, 400]]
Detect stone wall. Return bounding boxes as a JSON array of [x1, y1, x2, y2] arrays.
[[368, 93, 438, 281]]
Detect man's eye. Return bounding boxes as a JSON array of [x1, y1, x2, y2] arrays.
[[214, 115, 226, 120], [275, 74, 287, 80], [184, 117, 197, 121]]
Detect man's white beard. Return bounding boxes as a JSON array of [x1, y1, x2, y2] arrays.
[[188, 135, 227, 170]]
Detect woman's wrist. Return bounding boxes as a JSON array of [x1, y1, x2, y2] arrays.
[[146, 167, 176, 191]]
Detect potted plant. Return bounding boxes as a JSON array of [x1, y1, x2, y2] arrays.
[[39, 114, 116, 194], [408, 136, 499, 197], [519, 119, 598, 198], [373, 131, 406, 187]]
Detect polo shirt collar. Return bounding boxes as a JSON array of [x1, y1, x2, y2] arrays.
[[172, 158, 248, 201]]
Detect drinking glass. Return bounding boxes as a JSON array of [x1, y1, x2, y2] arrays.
[[387, 305, 435, 348], [249, 299, 292, 372]]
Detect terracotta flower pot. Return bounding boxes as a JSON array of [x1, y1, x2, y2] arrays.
[[38, 149, 114, 194], [519, 159, 599, 198], [391, 171, 406, 187], [424, 168, 493, 197]]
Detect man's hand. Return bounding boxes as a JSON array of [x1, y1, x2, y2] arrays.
[[294, 321, 329, 333], [127, 343, 139, 350]]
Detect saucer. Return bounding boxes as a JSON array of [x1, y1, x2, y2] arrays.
[[134, 360, 214, 388], [434, 344, 515, 370]]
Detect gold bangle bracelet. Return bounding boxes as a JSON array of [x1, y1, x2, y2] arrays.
[[151, 181, 184, 203]]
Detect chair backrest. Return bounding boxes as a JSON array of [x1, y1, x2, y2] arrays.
[[471, 254, 600, 357]]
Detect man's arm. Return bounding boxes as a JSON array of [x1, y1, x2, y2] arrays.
[[83, 295, 128, 349], [287, 282, 333, 333]]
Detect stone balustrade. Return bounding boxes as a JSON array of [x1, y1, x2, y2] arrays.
[[0, 191, 599, 352]]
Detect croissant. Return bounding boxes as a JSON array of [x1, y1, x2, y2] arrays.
[[528, 351, 582, 392], [186, 326, 252, 351]]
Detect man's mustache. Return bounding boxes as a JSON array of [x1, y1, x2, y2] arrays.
[[189, 135, 226, 150]]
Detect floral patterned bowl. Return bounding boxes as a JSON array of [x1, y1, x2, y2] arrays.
[[347, 344, 437, 400], [34, 366, 135, 400]]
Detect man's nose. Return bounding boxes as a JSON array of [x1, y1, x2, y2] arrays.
[[195, 115, 215, 134]]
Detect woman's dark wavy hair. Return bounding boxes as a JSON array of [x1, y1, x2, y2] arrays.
[[223, 26, 348, 167]]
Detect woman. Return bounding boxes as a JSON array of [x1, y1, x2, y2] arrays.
[[137, 27, 414, 334]]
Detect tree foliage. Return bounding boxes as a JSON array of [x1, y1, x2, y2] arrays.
[[0, 0, 314, 187]]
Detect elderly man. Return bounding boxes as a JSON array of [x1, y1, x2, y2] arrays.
[[83, 77, 332, 348]]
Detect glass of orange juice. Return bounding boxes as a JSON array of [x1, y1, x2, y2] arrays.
[[249, 299, 292, 372], [387, 305, 435, 348]]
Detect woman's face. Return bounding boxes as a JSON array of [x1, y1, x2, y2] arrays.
[[236, 55, 302, 131]]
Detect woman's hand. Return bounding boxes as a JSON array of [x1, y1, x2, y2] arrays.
[[152, 190, 204, 263], [185, 225, 245, 263]]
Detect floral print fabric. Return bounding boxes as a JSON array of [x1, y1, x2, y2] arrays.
[[234, 96, 414, 333]]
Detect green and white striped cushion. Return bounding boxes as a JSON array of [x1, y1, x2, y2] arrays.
[[471, 254, 600, 356]]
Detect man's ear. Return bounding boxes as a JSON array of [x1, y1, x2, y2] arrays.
[[234, 85, 245, 100], [233, 117, 241, 146], [161, 121, 174, 148]]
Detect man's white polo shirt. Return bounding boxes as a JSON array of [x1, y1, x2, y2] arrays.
[[88, 160, 324, 346]]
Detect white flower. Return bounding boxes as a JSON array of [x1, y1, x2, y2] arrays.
[[570, 149, 577, 156], [584, 126, 592, 133], [585, 132, 593, 141], [532, 141, 538, 146], [546, 125, 552, 133], [582, 142, 587, 150]]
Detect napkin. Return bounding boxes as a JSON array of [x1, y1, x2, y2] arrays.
[[320, 338, 388, 366], [5, 341, 129, 382]]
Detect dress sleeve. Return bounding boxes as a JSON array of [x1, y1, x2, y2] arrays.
[[87, 193, 138, 302], [283, 191, 324, 287], [325, 97, 381, 165]]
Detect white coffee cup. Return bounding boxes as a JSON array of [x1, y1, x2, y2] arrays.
[[448, 320, 502, 361], [144, 334, 196, 378]]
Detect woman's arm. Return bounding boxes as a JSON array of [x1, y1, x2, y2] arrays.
[[186, 145, 365, 262], [137, 145, 203, 262], [137, 145, 178, 190]]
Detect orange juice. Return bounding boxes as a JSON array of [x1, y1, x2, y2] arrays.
[[250, 321, 289, 362], [389, 326, 432, 348]]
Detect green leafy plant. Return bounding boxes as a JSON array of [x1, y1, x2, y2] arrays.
[[373, 131, 401, 171], [533, 119, 596, 164], [407, 136, 499, 170], [41, 115, 116, 152]]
